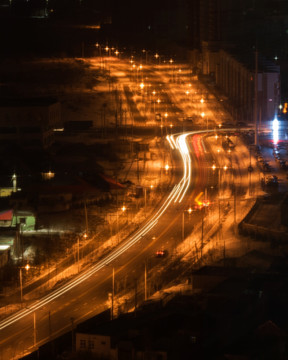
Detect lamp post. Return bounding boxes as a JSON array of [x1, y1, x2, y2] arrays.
[[95, 43, 103, 69], [164, 112, 168, 135], [142, 49, 149, 64], [144, 262, 147, 301], [212, 163, 228, 260], [19, 263, 30, 304], [154, 53, 160, 65], [112, 267, 115, 320], [182, 208, 193, 242], [137, 64, 143, 83]]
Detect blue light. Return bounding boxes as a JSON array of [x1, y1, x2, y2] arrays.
[[272, 117, 279, 145]]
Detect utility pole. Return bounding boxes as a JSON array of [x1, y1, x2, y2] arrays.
[[70, 317, 74, 352], [33, 312, 37, 347], [134, 279, 137, 314], [144, 187, 147, 216], [84, 200, 88, 234], [19, 268, 23, 303], [201, 208, 204, 259], [77, 237, 80, 273], [254, 50, 258, 146], [182, 212, 184, 241], [144, 263, 147, 301], [111, 267, 115, 320]]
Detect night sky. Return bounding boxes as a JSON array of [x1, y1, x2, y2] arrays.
[[0, 1, 287, 64]]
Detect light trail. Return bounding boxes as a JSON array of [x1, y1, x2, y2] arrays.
[[0, 128, 245, 336], [0, 131, 193, 333]]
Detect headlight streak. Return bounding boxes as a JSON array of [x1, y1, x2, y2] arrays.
[[0, 129, 236, 333], [173, 133, 192, 203], [166, 135, 175, 149], [170, 135, 177, 148]]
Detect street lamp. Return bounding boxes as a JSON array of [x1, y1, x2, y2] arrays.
[[142, 49, 149, 64], [182, 208, 194, 242], [154, 53, 160, 65], [164, 112, 168, 131], [137, 65, 143, 83], [19, 263, 30, 304]]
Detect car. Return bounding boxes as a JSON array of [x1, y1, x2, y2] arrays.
[[155, 250, 167, 258]]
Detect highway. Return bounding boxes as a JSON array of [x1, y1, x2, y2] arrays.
[[0, 129, 208, 359], [0, 56, 260, 359]]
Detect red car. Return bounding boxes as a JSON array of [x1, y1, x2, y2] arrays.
[[155, 250, 167, 258]]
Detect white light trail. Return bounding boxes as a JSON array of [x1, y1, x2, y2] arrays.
[[0, 128, 241, 334], [0, 132, 193, 332]]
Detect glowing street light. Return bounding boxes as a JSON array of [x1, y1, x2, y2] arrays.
[[19, 263, 31, 303]]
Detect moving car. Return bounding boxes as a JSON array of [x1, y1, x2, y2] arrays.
[[155, 250, 168, 258]]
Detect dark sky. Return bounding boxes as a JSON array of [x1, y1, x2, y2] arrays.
[[1, 0, 287, 59]]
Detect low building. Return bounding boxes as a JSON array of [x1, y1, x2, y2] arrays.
[[0, 97, 62, 149], [76, 333, 113, 358], [0, 209, 35, 230]]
